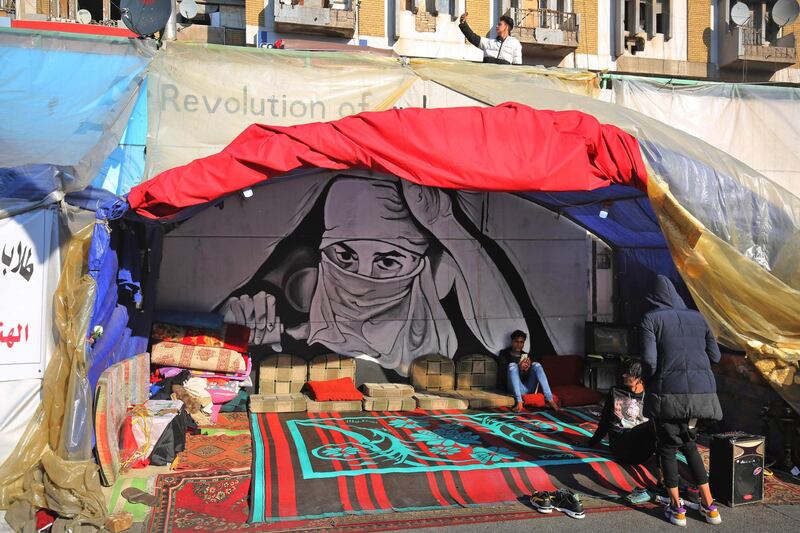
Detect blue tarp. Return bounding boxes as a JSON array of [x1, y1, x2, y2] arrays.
[[0, 29, 153, 215]]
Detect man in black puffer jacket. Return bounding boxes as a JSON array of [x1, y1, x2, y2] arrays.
[[641, 275, 723, 527]]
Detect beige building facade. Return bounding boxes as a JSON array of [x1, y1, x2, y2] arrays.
[[11, 0, 800, 81]]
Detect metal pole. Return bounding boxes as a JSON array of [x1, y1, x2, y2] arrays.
[[164, 0, 177, 40]]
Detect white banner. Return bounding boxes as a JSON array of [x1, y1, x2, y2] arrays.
[[0, 208, 56, 381], [145, 44, 417, 179]]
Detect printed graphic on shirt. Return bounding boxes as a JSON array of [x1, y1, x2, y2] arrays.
[[612, 389, 648, 430]]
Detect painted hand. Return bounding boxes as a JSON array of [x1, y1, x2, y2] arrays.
[[220, 291, 285, 350]]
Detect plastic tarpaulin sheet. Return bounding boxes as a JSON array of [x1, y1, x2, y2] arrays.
[[0, 29, 153, 217], [408, 58, 601, 98], [90, 79, 148, 197], [128, 103, 649, 218], [608, 75, 800, 196], [0, 222, 107, 529], [144, 43, 418, 179], [134, 66, 800, 410], [413, 64, 800, 410]]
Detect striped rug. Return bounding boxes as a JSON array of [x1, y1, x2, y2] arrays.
[[248, 408, 658, 524]]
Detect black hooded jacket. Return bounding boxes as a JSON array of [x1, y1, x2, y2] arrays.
[[640, 275, 722, 421]]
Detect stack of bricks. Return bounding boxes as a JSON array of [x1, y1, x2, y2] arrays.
[[465, 0, 491, 37], [573, 0, 597, 55], [415, 9, 437, 33], [687, 0, 711, 63], [245, 0, 265, 28], [359, 0, 386, 37], [788, 19, 800, 69]]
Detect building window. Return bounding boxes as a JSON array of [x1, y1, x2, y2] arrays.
[[623, 0, 671, 39]]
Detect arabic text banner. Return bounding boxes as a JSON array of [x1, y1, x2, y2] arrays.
[[0, 207, 57, 381]]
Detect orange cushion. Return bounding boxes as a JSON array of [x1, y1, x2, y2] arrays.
[[522, 392, 560, 408], [305, 378, 364, 402]]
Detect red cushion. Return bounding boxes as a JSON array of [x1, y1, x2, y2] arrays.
[[522, 392, 560, 408], [305, 378, 364, 401], [551, 385, 603, 407], [539, 355, 584, 386]]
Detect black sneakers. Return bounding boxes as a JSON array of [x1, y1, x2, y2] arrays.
[[531, 489, 585, 519], [530, 491, 554, 513]]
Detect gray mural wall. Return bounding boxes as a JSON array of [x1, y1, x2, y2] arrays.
[[156, 173, 589, 376]]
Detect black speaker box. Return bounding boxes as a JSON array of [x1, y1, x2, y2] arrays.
[[709, 432, 765, 507]]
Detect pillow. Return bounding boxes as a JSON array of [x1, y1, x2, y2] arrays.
[[521, 392, 560, 409], [305, 378, 364, 402], [208, 389, 238, 405]]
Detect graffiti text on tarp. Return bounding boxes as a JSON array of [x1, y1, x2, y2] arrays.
[[159, 83, 373, 120]]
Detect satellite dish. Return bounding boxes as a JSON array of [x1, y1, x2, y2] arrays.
[[77, 9, 92, 24], [730, 1, 752, 26], [121, 0, 173, 37], [772, 0, 800, 27], [179, 0, 197, 19]]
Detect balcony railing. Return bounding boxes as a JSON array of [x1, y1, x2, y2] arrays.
[[274, 0, 356, 38], [506, 7, 579, 50], [736, 22, 796, 64]]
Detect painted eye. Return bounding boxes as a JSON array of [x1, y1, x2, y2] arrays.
[[336, 249, 357, 263], [375, 257, 402, 271]]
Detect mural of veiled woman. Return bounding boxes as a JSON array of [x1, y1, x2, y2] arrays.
[[212, 174, 554, 377]]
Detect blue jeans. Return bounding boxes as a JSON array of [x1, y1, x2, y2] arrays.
[[507, 362, 553, 403]]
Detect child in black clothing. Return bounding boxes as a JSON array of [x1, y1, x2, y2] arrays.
[[587, 361, 656, 465]]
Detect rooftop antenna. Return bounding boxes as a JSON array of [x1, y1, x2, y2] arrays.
[[120, 0, 173, 37], [771, 0, 800, 27], [730, 2, 752, 26], [178, 0, 197, 19], [76, 9, 92, 24]]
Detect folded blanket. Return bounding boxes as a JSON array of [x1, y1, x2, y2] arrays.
[[156, 355, 252, 382], [151, 342, 246, 373], [151, 323, 250, 353]]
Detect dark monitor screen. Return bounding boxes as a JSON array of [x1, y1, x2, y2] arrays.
[[586, 322, 637, 356]]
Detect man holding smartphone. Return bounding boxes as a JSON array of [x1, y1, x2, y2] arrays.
[[497, 330, 559, 412], [459, 12, 523, 65]]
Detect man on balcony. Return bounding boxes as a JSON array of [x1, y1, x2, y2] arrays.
[[459, 12, 522, 65]]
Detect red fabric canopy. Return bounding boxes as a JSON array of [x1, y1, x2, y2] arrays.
[[128, 103, 648, 219]]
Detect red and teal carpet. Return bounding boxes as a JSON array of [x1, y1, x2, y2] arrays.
[[248, 408, 657, 523]]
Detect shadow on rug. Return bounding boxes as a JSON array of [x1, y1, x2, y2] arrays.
[[146, 469, 629, 533]]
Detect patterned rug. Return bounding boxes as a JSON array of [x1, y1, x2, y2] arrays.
[[213, 412, 251, 431], [173, 433, 252, 471], [249, 408, 659, 523], [146, 469, 628, 533], [764, 471, 800, 505]]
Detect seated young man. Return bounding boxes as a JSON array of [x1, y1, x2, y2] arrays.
[[497, 330, 559, 412], [587, 361, 656, 465]]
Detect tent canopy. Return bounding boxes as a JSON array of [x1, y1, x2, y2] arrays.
[[127, 103, 648, 219], [123, 101, 800, 414]]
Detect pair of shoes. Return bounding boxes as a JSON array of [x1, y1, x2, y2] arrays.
[[546, 398, 561, 411], [623, 488, 651, 505], [530, 491, 554, 513], [699, 502, 722, 525], [551, 489, 585, 519], [664, 503, 687, 527], [655, 494, 699, 511]]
